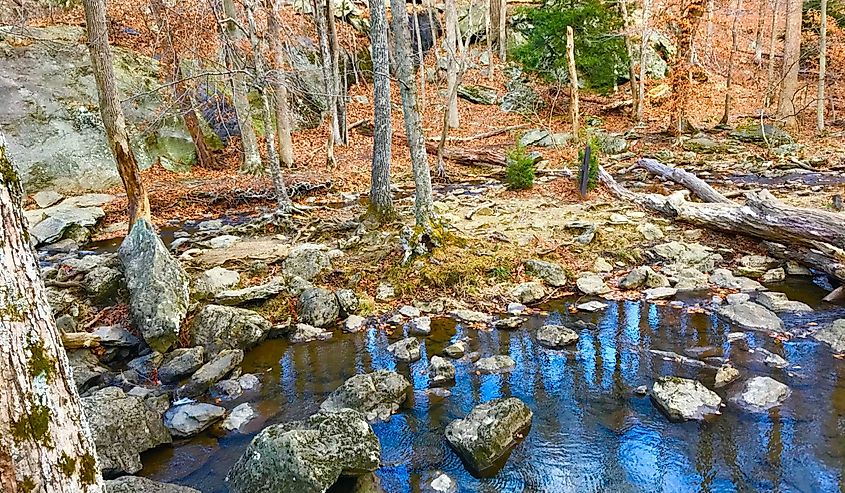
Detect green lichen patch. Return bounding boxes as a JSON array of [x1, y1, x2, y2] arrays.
[[27, 339, 56, 383], [78, 453, 98, 485], [58, 452, 77, 477], [12, 402, 53, 447]]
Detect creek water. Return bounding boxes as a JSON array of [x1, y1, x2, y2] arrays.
[[140, 286, 845, 493]]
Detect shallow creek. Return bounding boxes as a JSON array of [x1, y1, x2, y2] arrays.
[[140, 285, 845, 493]]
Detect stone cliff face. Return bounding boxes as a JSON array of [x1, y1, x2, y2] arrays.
[[0, 25, 195, 193]]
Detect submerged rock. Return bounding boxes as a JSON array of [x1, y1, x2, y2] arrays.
[[81, 386, 172, 476], [717, 302, 784, 332], [105, 476, 200, 493], [321, 370, 411, 422], [476, 355, 516, 374], [814, 320, 845, 353], [189, 304, 272, 355], [650, 376, 722, 421], [164, 402, 226, 437], [732, 376, 791, 411], [387, 337, 422, 362], [445, 398, 532, 477], [298, 287, 340, 327], [536, 325, 579, 349], [226, 409, 380, 493], [429, 356, 457, 387], [119, 219, 189, 353]]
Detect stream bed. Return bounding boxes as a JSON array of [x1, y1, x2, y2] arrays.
[[141, 290, 845, 492]]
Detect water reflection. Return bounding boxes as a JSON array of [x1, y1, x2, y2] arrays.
[[143, 299, 845, 493]]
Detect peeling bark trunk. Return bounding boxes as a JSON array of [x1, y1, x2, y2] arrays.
[[619, 0, 638, 117], [368, 0, 394, 218], [313, 0, 337, 166], [0, 134, 104, 492], [83, 0, 151, 229], [326, 0, 347, 144], [390, 0, 435, 227]]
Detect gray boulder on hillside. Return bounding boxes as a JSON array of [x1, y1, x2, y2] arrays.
[[321, 370, 411, 422], [523, 259, 568, 287], [283, 243, 332, 281], [226, 409, 381, 493], [119, 219, 189, 353], [81, 386, 171, 476], [298, 287, 340, 327], [105, 476, 200, 493], [189, 304, 272, 356], [445, 398, 533, 476]]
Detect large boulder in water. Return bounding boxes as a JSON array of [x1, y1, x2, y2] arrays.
[[105, 476, 200, 493], [119, 219, 189, 353], [189, 304, 272, 356], [320, 370, 411, 422], [81, 386, 172, 476], [732, 376, 791, 412], [716, 301, 784, 332], [650, 376, 722, 421], [226, 409, 380, 493], [445, 398, 532, 477]]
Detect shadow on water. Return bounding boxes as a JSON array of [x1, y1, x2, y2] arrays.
[[141, 293, 845, 493]]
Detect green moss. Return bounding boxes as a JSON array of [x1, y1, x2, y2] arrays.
[[12, 402, 53, 447], [59, 452, 77, 477], [252, 294, 294, 324], [27, 339, 56, 383], [0, 144, 20, 187], [78, 453, 98, 485], [17, 477, 36, 493]]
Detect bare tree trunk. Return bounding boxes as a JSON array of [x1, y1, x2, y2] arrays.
[[412, 0, 427, 112], [368, 0, 394, 218], [485, 0, 494, 81], [620, 0, 639, 118], [778, 0, 802, 130], [0, 134, 104, 493], [327, 0, 347, 145], [268, 0, 295, 167], [221, 0, 262, 174], [817, 0, 827, 132], [765, 0, 780, 105], [83, 0, 151, 229], [390, 0, 435, 227], [720, 0, 742, 125], [313, 0, 337, 166], [150, 0, 216, 170], [489, 0, 506, 60], [445, 0, 459, 128], [637, 0, 652, 122], [667, 0, 706, 135], [706, 0, 714, 54], [246, 0, 291, 212], [754, 0, 767, 64], [566, 26, 579, 135]]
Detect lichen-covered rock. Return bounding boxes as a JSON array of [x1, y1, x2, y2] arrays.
[[298, 287, 340, 327], [523, 259, 568, 287], [164, 402, 226, 437], [283, 243, 332, 281], [226, 409, 380, 493], [444, 341, 467, 358], [119, 219, 189, 353], [177, 349, 243, 399], [105, 476, 200, 493], [536, 325, 579, 349], [714, 364, 740, 388], [429, 356, 457, 387], [653, 241, 722, 273], [336, 289, 360, 316], [673, 268, 710, 291], [214, 277, 286, 306], [814, 319, 845, 353], [575, 272, 610, 295], [387, 337, 422, 362], [321, 370, 411, 422], [732, 376, 791, 411], [717, 302, 784, 332], [81, 386, 172, 476], [756, 291, 812, 313], [158, 346, 205, 384], [445, 398, 532, 476], [289, 323, 333, 343], [511, 281, 546, 304], [620, 266, 670, 290], [193, 266, 240, 299], [650, 376, 722, 421], [475, 355, 516, 374], [83, 266, 123, 304], [189, 304, 272, 356]]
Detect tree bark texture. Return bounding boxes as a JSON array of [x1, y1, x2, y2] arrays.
[[445, 0, 460, 129], [566, 26, 579, 135], [0, 134, 104, 493], [667, 0, 705, 135], [326, 0, 347, 144], [222, 0, 263, 174], [637, 0, 652, 122], [619, 0, 639, 117], [720, 0, 742, 125], [268, 0, 296, 167], [313, 0, 337, 166], [778, 0, 802, 130], [766, 0, 780, 104], [390, 0, 435, 226], [83, 0, 151, 229], [754, 0, 767, 64], [817, 0, 827, 132], [368, 0, 394, 217], [489, 0, 506, 60]]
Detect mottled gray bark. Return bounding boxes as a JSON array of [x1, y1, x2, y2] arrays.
[[313, 0, 337, 165], [778, 0, 802, 130], [0, 133, 104, 492], [817, 0, 827, 132], [390, 0, 435, 226], [268, 0, 295, 167], [368, 0, 394, 217], [445, 0, 459, 128]]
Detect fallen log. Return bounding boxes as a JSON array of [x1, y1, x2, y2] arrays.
[[598, 163, 845, 283], [635, 158, 732, 204], [62, 332, 101, 349]]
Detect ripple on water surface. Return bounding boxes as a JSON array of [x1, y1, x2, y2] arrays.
[[142, 295, 845, 493]]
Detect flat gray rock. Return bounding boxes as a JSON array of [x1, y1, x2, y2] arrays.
[[650, 376, 722, 421], [164, 402, 226, 437]]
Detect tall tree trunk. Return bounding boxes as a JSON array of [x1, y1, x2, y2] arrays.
[[766, 0, 781, 105], [637, 0, 652, 122], [445, 0, 459, 128], [83, 0, 151, 229], [706, 0, 714, 53], [313, 0, 337, 166], [267, 0, 295, 167], [485, 0, 494, 81], [778, 0, 802, 130], [817, 0, 827, 132], [619, 0, 638, 118], [754, 0, 767, 64], [566, 26, 579, 135], [246, 0, 291, 212], [390, 0, 435, 227], [368, 0, 394, 218], [0, 134, 104, 493], [149, 0, 216, 170], [412, 0, 427, 112], [489, 0, 506, 60], [721, 0, 743, 125], [326, 0, 347, 145], [222, 0, 262, 174], [667, 0, 706, 135]]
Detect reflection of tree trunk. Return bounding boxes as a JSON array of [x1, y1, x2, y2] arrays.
[[817, 0, 827, 132], [778, 0, 802, 130], [150, 0, 216, 169], [1, 135, 104, 492], [268, 0, 295, 167], [720, 0, 742, 125], [83, 0, 150, 228], [222, 0, 262, 174], [368, 0, 394, 218], [390, 0, 435, 227], [667, 0, 705, 135]]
